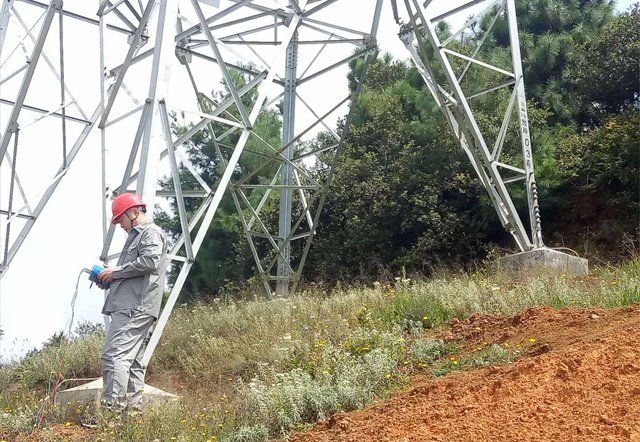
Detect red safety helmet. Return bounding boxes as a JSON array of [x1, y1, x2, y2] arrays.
[[111, 193, 146, 224]]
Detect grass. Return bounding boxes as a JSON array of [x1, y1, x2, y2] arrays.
[[0, 259, 638, 441]]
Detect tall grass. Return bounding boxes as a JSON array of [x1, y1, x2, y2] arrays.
[[0, 260, 638, 441]]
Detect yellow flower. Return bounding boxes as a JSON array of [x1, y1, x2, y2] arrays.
[[65, 422, 71, 427], [181, 419, 187, 423], [385, 373, 392, 379], [474, 327, 481, 331], [453, 361, 458, 365], [528, 338, 536, 343]]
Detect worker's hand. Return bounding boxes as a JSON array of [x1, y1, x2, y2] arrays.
[[97, 266, 114, 285]]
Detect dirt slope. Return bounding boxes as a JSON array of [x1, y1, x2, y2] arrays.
[[289, 304, 640, 442]]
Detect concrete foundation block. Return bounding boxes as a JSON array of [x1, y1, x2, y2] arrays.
[[54, 378, 178, 416], [496, 247, 588, 275]]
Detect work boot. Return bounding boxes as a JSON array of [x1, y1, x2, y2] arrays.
[[80, 415, 100, 429]]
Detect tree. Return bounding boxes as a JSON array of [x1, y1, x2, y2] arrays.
[[571, 6, 640, 116], [308, 57, 489, 283]]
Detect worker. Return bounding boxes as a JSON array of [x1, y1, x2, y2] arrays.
[[96, 192, 168, 412]]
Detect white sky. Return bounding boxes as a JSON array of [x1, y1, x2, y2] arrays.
[[0, 0, 635, 362]]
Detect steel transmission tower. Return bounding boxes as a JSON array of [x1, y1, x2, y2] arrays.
[[1, 0, 586, 369], [394, 0, 543, 252], [0, 0, 383, 364]]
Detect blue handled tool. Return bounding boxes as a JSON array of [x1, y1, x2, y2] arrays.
[[86, 264, 110, 289]]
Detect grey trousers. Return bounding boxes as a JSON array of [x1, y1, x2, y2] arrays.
[[101, 309, 155, 409]]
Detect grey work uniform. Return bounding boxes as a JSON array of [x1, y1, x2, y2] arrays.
[[101, 219, 167, 409]]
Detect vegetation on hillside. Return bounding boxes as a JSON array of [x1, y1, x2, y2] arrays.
[[1, 260, 639, 440]]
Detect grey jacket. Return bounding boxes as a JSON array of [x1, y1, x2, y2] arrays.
[[101, 220, 168, 319]]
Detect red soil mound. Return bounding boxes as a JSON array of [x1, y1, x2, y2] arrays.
[[290, 304, 640, 442]]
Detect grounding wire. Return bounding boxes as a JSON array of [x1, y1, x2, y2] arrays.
[[26, 268, 88, 439]]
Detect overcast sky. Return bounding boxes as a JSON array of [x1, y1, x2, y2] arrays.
[[0, 0, 636, 362]]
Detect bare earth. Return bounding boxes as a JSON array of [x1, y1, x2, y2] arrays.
[[289, 304, 640, 442]]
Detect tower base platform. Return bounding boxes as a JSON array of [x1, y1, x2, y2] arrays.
[[497, 248, 588, 275], [54, 378, 178, 416]]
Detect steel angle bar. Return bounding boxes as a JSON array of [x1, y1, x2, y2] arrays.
[[3, 130, 19, 265], [175, 107, 245, 129], [0, 210, 34, 220], [439, 0, 501, 48], [491, 80, 519, 161], [494, 161, 525, 175], [159, 100, 194, 261], [290, 231, 310, 241], [296, 92, 339, 139], [268, 179, 324, 284], [0, 0, 10, 58], [106, 2, 138, 32], [466, 78, 515, 101], [226, 0, 284, 16], [168, 194, 213, 260], [457, 0, 504, 83], [220, 21, 282, 43], [0, 64, 27, 85], [99, 0, 157, 128], [503, 175, 525, 184], [237, 184, 319, 190], [298, 22, 361, 48], [245, 130, 321, 186], [231, 190, 273, 296], [155, 190, 208, 198], [301, 16, 369, 38], [441, 48, 514, 78], [297, 49, 370, 85], [0, 99, 90, 124], [178, 10, 278, 42], [191, 0, 252, 127], [1, 7, 46, 69], [295, 38, 367, 45], [108, 47, 154, 78], [294, 169, 313, 228], [176, 0, 262, 42], [177, 148, 212, 193], [20, 102, 75, 129], [246, 171, 278, 230], [293, 142, 338, 162], [506, 0, 542, 247], [21, 0, 131, 34], [299, 32, 332, 78], [124, 0, 141, 20], [0, 0, 59, 165], [180, 48, 272, 81], [104, 104, 144, 127], [236, 188, 294, 272], [430, 0, 492, 23]]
